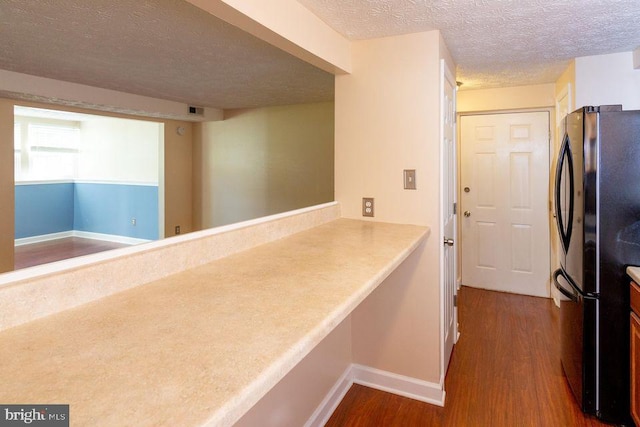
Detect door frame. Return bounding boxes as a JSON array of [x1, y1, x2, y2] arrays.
[[455, 107, 554, 296], [439, 59, 458, 381]]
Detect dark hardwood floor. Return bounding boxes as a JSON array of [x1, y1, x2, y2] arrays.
[[14, 237, 129, 269], [326, 286, 613, 427]]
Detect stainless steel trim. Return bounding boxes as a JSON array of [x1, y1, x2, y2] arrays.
[[591, 110, 601, 411]]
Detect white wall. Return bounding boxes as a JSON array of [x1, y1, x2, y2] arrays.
[[575, 51, 640, 110], [78, 117, 161, 183]]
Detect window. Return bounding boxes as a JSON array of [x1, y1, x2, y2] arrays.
[[14, 119, 80, 181], [14, 123, 21, 178]]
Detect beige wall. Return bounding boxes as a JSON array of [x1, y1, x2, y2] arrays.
[[457, 83, 556, 113], [352, 241, 434, 378], [555, 60, 576, 113], [164, 120, 194, 237], [0, 98, 193, 267], [0, 100, 14, 273], [335, 30, 451, 384], [193, 102, 334, 229]]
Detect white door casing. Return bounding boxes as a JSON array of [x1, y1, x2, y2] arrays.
[[440, 59, 457, 379], [460, 112, 550, 298]]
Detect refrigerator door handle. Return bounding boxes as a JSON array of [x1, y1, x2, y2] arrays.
[[555, 268, 600, 300], [554, 134, 575, 254], [553, 268, 578, 301]]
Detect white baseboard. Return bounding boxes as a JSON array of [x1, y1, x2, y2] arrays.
[[72, 231, 150, 245], [15, 231, 74, 246], [304, 366, 354, 427], [351, 364, 445, 407], [15, 231, 150, 246], [305, 364, 445, 426]]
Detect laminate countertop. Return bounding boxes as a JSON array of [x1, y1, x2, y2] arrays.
[[628, 266, 640, 284], [0, 219, 429, 426]]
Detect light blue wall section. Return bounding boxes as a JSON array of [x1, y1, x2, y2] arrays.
[[73, 183, 158, 240], [15, 183, 75, 239], [15, 183, 158, 240]]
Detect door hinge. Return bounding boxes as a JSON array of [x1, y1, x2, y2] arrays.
[[454, 294, 457, 307], [453, 202, 457, 215]]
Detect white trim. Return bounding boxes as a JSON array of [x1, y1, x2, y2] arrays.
[[15, 180, 74, 186], [15, 231, 150, 246], [15, 231, 74, 246], [304, 363, 445, 427], [73, 180, 158, 187], [15, 179, 158, 187], [304, 366, 353, 427], [72, 231, 150, 245], [351, 364, 445, 407], [439, 58, 458, 392]]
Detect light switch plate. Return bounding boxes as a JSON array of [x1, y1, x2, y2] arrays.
[[404, 169, 416, 190]]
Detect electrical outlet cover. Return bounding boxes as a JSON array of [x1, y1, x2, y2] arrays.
[[362, 198, 374, 217]]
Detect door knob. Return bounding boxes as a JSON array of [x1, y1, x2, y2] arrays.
[[464, 211, 471, 217], [444, 238, 454, 246]]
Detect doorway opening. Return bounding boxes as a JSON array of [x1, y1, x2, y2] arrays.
[[13, 106, 164, 269], [458, 111, 551, 298]]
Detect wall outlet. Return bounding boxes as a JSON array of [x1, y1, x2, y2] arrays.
[[131, 218, 136, 226], [175, 225, 181, 235], [362, 198, 374, 217]]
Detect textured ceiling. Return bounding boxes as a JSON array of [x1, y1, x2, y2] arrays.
[[0, 0, 334, 109], [296, 0, 640, 89], [2, 1, 639, 110]]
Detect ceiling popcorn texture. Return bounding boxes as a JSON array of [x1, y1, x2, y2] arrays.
[[2, 1, 639, 109], [0, 0, 334, 109], [296, 0, 640, 89]]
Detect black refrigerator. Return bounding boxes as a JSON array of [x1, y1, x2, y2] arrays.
[[553, 105, 640, 425]]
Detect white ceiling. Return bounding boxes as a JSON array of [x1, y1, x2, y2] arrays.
[[1, 1, 639, 110], [298, 0, 640, 89]]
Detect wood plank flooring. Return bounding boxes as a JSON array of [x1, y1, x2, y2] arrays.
[[14, 237, 129, 269], [326, 286, 613, 427]]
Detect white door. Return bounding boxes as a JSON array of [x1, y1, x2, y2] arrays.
[[441, 60, 457, 374], [460, 112, 550, 297]]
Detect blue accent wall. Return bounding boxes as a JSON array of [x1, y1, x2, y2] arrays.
[[15, 182, 158, 240], [73, 183, 158, 240], [15, 183, 75, 239]]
